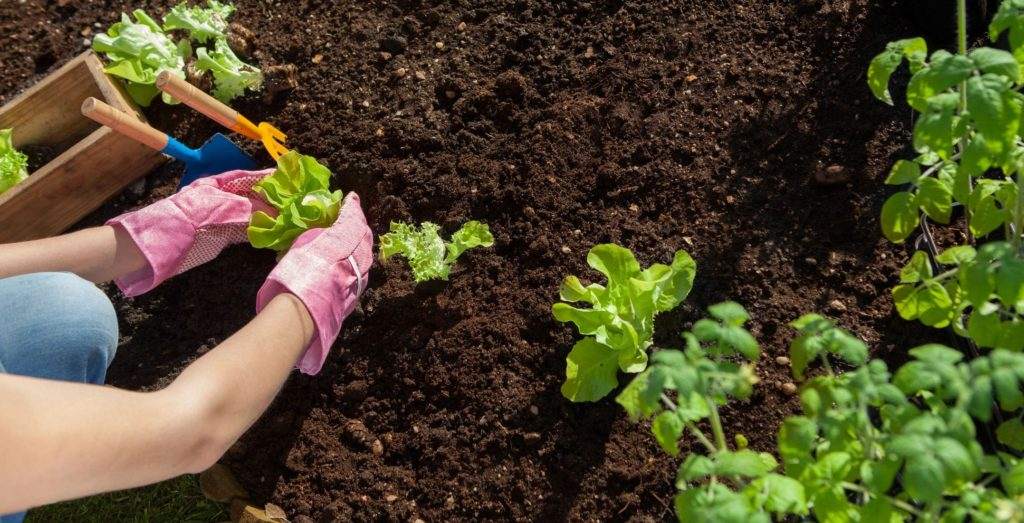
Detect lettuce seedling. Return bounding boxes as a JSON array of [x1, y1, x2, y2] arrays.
[[194, 38, 263, 103], [0, 129, 28, 195], [554, 244, 696, 402], [248, 151, 342, 252], [379, 221, 494, 282], [92, 10, 190, 107], [163, 0, 235, 44]]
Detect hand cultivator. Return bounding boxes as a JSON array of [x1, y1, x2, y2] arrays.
[[156, 71, 288, 160]]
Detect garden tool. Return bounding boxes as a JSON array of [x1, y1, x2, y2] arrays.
[[155, 71, 289, 160], [81, 97, 257, 189]]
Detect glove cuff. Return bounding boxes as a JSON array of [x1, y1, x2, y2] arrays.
[[107, 198, 195, 297], [256, 228, 372, 375]]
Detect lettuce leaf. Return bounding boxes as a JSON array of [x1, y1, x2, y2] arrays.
[[0, 129, 28, 195], [379, 221, 495, 282], [163, 1, 235, 44], [553, 244, 696, 401], [92, 10, 190, 106], [248, 151, 342, 252], [194, 38, 262, 103]]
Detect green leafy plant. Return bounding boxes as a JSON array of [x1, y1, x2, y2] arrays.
[[621, 309, 1024, 522], [553, 244, 696, 402], [92, 10, 190, 107], [868, 0, 1024, 347], [0, 128, 28, 195], [248, 151, 342, 252], [379, 221, 494, 282], [194, 38, 263, 103], [94, 2, 260, 106], [163, 0, 234, 44], [617, 303, 805, 521]]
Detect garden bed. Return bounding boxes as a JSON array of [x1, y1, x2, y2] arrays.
[[0, 0, 946, 520]]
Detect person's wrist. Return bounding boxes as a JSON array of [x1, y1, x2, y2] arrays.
[[267, 292, 316, 346]]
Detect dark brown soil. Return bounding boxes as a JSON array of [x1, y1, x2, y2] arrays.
[[1, 0, 957, 521]]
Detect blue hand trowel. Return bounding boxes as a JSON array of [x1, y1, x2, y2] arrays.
[[81, 97, 256, 190]]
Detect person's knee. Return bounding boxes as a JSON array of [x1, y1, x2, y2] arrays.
[[0, 272, 118, 383]]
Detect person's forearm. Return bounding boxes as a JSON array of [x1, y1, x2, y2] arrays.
[[0, 226, 146, 282], [0, 293, 314, 513]]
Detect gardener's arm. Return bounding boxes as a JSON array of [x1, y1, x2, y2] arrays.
[[0, 292, 314, 513], [0, 225, 146, 282]]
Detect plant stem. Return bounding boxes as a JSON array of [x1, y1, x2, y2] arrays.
[[707, 401, 728, 452], [957, 0, 975, 244], [821, 354, 836, 377], [957, 0, 967, 58], [661, 393, 718, 454], [841, 482, 925, 518]]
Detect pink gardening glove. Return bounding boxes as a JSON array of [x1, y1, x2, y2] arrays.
[[108, 168, 275, 296], [256, 192, 373, 375]]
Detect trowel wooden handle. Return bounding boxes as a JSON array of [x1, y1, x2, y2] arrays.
[[155, 71, 260, 140], [81, 97, 167, 151]]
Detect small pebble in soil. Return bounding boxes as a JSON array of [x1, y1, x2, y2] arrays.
[[435, 41, 445, 49], [523, 432, 541, 445], [815, 164, 851, 185], [457, 21, 467, 31], [393, 67, 407, 78], [385, 494, 398, 502], [829, 299, 847, 312], [781, 382, 798, 395], [311, 53, 323, 64], [379, 51, 392, 61], [686, 74, 697, 82], [529, 405, 539, 415], [375, 128, 384, 137], [371, 439, 384, 456], [775, 356, 790, 366], [414, 70, 426, 80], [560, 245, 571, 254]]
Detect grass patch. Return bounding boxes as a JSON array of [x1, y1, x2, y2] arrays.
[[26, 475, 225, 523]]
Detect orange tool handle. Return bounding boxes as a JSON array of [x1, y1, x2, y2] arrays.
[[81, 97, 168, 151], [155, 71, 261, 141]]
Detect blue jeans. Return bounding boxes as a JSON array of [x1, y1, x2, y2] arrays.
[[0, 272, 119, 523]]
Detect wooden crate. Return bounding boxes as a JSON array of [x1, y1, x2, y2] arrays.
[[0, 51, 166, 243]]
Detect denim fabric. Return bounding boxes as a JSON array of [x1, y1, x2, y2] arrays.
[[0, 272, 119, 523]]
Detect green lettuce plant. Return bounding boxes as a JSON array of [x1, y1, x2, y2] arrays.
[[553, 244, 696, 402], [194, 38, 263, 103], [0, 129, 28, 195], [379, 221, 494, 282], [92, 10, 190, 107], [248, 151, 342, 252], [163, 0, 234, 43]]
